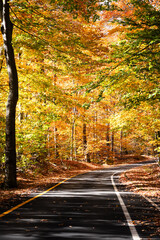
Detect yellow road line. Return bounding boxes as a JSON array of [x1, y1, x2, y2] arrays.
[[0, 174, 78, 219]]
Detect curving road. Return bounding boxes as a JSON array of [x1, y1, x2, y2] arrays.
[[0, 162, 159, 239]]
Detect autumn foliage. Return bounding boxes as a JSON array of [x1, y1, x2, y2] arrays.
[[0, 0, 159, 186]]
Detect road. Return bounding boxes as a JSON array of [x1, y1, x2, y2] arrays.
[[0, 162, 159, 240]]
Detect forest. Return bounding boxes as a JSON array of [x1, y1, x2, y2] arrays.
[[0, 0, 160, 188]]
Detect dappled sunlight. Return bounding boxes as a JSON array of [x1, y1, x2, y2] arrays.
[[30, 189, 133, 198], [0, 166, 159, 239]]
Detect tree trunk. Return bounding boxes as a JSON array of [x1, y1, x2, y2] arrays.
[[0, 45, 4, 72], [70, 119, 74, 161], [106, 123, 110, 159], [1, 0, 18, 188], [106, 123, 110, 147], [82, 122, 90, 162], [70, 106, 77, 161], [155, 131, 160, 165], [120, 130, 123, 156], [83, 123, 87, 156], [53, 72, 59, 159], [111, 131, 114, 153], [92, 111, 98, 162], [70, 114, 76, 161], [54, 125, 59, 159], [47, 129, 50, 157], [105, 107, 110, 157], [74, 118, 77, 160]]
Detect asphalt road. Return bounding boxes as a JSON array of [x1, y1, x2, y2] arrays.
[[0, 162, 159, 240]]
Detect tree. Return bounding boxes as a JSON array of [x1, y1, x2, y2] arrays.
[[0, 0, 106, 187], [0, 0, 18, 188], [103, 0, 160, 105]]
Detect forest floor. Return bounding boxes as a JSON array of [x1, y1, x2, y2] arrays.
[[0, 154, 159, 213], [119, 160, 160, 199]]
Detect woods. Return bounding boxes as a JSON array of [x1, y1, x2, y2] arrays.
[[0, 0, 159, 188]]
